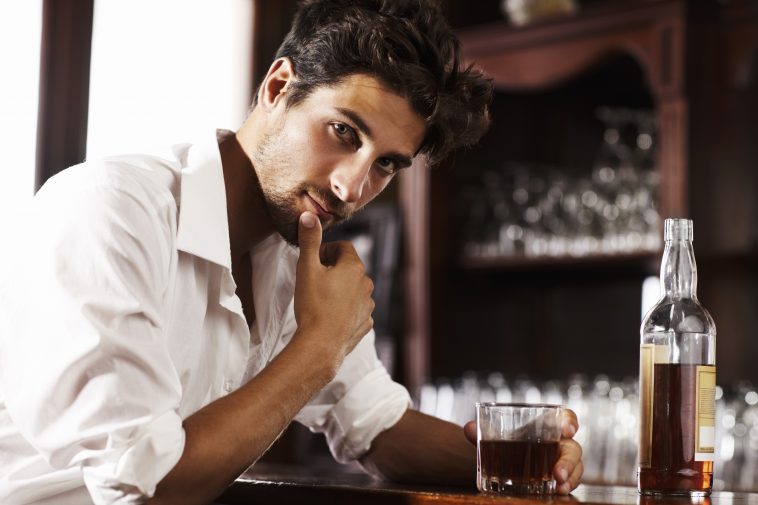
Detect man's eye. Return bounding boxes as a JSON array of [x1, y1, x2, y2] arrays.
[[376, 157, 397, 175], [332, 122, 356, 142]]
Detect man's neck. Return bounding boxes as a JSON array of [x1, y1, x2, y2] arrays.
[[217, 129, 274, 261]]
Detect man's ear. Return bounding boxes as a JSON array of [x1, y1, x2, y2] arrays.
[[258, 57, 295, 111]]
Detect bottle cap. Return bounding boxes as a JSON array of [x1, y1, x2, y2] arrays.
[[664, 218, 693, 241]]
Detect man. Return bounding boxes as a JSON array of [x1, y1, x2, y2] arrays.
[[0, 1, 583, 504]]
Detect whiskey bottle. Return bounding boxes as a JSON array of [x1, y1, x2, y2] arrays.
[[638, 218, 716, 496]]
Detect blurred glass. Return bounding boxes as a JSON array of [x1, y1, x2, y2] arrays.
[[416, 373, 758, 491], [460, 106, 661, 261]]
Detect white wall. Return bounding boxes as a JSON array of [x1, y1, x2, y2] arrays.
[[0, 0, 43, 230], [86, 0, 254, 158]]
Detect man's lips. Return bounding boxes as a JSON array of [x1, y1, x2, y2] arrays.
[[304, 193, 335, 221]]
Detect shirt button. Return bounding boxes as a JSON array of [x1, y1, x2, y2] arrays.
[[224, 379, 234, 393]]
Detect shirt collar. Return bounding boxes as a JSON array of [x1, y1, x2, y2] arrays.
[[175, 130, 232, 270]]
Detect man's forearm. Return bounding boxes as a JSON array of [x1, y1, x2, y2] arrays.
[[148, 333, 336, 505], [360, 409, 476, 486]]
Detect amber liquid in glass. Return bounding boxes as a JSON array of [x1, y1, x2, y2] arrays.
[[478, 440, 559, 493], [639, 364, 713, 495]]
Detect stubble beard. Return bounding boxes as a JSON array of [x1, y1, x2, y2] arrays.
[[252, 131, 352, 247]]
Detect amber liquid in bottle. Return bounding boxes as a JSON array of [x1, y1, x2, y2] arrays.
[[638, 219, 716, 497], [638, 364, 713, 493]]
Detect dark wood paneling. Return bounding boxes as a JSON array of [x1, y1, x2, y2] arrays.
[[456, 1, 691, 219], [692, 0, 758, 385], [401, 0, 758, 387], [251, 0, 299, 90], [35, 0, 94, 190], [399, 158, 433, 393]]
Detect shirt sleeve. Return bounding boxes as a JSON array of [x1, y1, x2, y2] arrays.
[[0, 167, 185, 504], [293, 327, 412, 463]]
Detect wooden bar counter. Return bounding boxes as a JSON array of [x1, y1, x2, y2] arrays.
[[216, 464, 754, 505]]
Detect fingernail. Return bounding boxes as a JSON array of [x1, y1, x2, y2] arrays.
[[300, 212, 316, 228], [558, 482, 571, 495], [568, 424, 577, 437], [558, 467, 568, 482]]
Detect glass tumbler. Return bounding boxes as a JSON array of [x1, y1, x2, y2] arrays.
[[477, 403, 562, 495]]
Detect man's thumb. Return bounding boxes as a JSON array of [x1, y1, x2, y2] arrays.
[[297, 211, 322, 263]]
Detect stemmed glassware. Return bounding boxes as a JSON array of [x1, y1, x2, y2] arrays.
[[460, 106, 661, 260]]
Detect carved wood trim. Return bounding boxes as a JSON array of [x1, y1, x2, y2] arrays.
[[651, 17, 685, 99], [457, 1, 686, 97]]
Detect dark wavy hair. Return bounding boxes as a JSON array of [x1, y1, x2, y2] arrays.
[[272, 0, 493, 165]]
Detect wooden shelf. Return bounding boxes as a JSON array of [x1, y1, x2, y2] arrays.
[[459, 250, 659, 272], [399, 0, 758, 392]]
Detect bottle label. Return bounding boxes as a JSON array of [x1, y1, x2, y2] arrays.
[[695, 365, 716, 461]]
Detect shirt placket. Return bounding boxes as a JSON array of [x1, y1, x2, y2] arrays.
[[217, 265, 251, 395]]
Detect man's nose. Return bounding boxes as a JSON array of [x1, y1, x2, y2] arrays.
[[330, 159, 371, 203]]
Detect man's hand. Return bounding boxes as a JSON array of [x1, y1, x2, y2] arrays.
[[148, 211, 376, 505], [463, 408, 583, 494], [293, 211, 375, 371]]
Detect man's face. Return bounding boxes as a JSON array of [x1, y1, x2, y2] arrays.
[[250, 73, 426, 246]]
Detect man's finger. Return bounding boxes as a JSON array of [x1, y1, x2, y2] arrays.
[[556, 460, 583, 495], [319, 242, 337, 266], [319, 240, 356, 266], [554, 438, 582, 494], [463, 420, 476, 445], [569, 460, 584, 491], [561, 408, 579, 438], [297, 211, 323, 268]]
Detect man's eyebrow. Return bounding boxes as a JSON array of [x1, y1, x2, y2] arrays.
[[390, 154, 414, 170], [335, 107, 416, 168], [335, 107, 373, 137]]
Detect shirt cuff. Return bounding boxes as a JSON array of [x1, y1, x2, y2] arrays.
[[323, 367, 412, 463], [81, 409, 185, 505]]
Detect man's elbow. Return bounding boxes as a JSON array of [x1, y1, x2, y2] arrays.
[[359, 454, 409, 483]]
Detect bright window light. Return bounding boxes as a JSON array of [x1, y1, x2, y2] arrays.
[[0, 0, 42, 231], [87, 0, 254, 158], [641, 275, 660, 321]]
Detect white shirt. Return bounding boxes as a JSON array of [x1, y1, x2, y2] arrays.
[[0, 132, 411, 505]]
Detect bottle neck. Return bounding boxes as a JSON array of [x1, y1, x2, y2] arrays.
[[660, 239, 698, 298]]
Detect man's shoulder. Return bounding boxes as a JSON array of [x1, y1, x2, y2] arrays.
[[41, 146, 188, 209]]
